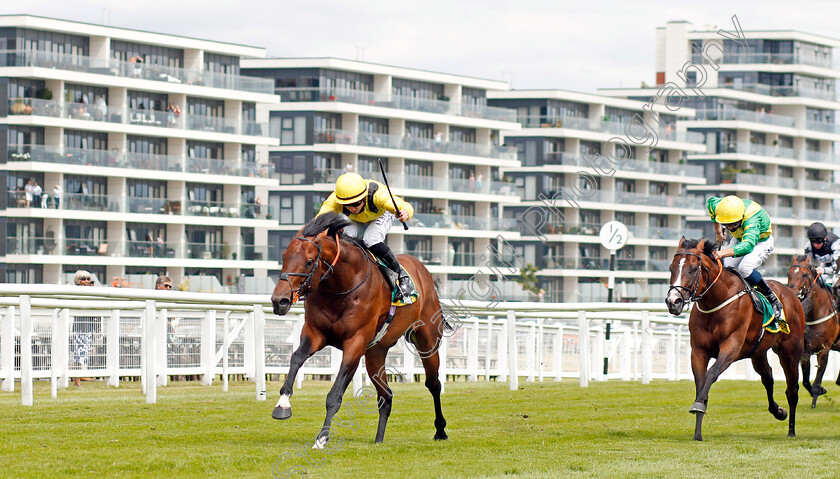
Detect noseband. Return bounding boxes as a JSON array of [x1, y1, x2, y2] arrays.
[[668, 252, 723, 309]]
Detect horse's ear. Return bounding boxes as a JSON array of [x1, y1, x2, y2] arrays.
[[315, 229, 328, 240], [677, 236, 686, 250], [696, 238, 705, 251]]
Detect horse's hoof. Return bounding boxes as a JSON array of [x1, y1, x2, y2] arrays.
[[788, 431, 796, 438], [272, 407, 292, 420], [818, 386, 827, 396], [693, 435, 703, 441], [689, 402, 706, 414], [434, 431, 448, 441], [774, 408, 788, 421]]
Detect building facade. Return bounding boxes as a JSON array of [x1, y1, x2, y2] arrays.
[[0, 15, 281, 290], [241, 58, 525, 299], [602, 21, 840, 278], [488, 90, 708, 302]]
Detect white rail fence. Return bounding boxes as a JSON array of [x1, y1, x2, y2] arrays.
[[0, 285, 831, 406]]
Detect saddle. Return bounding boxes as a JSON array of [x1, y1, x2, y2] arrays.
[[726, 267, 788, 333], [364, 249, 419, 349]]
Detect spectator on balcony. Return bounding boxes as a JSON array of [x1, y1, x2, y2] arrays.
[[129, 55, 143, 78], [32, 181, 42, 208], [476, 173, 484, 192], [53, 184, 62, 209], [23, 180, 32, 207], [434, 131, 443, 152], [254, 197, 263, 216], [72, 270, 99, 387]]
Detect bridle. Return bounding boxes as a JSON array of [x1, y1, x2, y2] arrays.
[[788, 264, 819, 300], [276, 234, 373, 305], [668, 252, 727, 313]]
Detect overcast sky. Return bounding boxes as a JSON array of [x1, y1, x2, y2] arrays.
[[15, 0, 840, 93]]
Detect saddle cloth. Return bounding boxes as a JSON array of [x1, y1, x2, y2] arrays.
[[727, 267, 789, 334]]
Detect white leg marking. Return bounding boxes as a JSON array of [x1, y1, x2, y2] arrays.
[[312, 436, 328, 450], [276, 394, 291, 409]]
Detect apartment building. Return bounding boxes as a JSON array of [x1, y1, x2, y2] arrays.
[[488, 90, 708, 302], [241, 58, 524, 299], [602, 21, 840, 278], [0, 15, 281, 290]]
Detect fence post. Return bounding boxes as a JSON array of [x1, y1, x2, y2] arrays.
[[293, 315, 303, 389], [439, 335, 447, 395], [145, 300, 157, 404], [157, 308, 168, 387], [51, 309, 59, 399], [526, 321, 535, 382], [498, 314, 507, 382], [620, 326, 631, 381], [222, 311, 231, 393], [107, 309, 120, 387], [253, 304, 266, 401], [244, 311, 256, 381], [666, 329, 676, 381], [537, 318, 544, 382], [484, 316, 493, 382], [201, 309, 215, 386], [578, 310, 589, 387], [402, 337, 415, 383], [468, 317, 479, 382], [59, 308, 70, 388], [553, 323, 563, 382], [593, 321, 604, 381], [2, 306, 15, 392], [20, 295, 33, 406], [641, 310, 651, 384], [507, 310, 518, 391], [675, 326, 683, 380]]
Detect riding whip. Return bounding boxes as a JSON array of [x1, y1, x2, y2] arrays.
[[378, 159, 409, 230]]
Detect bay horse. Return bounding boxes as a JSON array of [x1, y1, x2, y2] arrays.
[[788, 255, 840, 408], [665, 238, 804, 441], [270, 212, 449, 446]]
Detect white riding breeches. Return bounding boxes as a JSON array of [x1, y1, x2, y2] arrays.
[[722, 235, 774, 278], [343, 212, 395, 247]]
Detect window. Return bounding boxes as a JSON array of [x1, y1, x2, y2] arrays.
[[128, 135, 167, 155], [450, 239, 475, 266], [405, 236, 432, 259], [128, 90, 167, 111], [272, 113, 308, 145], [276, 154, 307, 185], [5, 264, 43, 284], [112, 40, 182, 68], [358, 156, 386, 176], [279, 194, 307, 225], [449, 126, 476, 144], [185, 225, 223, 259], [187, 183, 223, 203], [204, 53, 239, 76], [65, 130, 107, 151]]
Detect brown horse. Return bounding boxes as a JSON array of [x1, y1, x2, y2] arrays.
[[270, 212, 449, 446], [665, 238, 804, 441], [788, 255, 840, 408]]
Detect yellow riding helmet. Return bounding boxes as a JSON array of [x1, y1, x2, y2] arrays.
[[335, 173, 368, 205], [714, 195, 746, 224]]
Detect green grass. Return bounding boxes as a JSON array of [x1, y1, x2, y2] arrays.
[[3, 378, 840, 478]]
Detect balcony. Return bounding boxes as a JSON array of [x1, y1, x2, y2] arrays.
[[543, 152, 704, 177], [692, 109, 795, 128], [693, 52, 834, 69], [314, 128, 517, 160], [273, 87, 516, 122], [802, 178, 837, 193], [733, 173, 795, 189], [9, 98, 269, 137], [0, 49, 273, 93], [805, 120, 840, 135], [7, 145, 273, 178], [721, 83, 838, 102], [407, 213, 513, 232], [726, 142, 796, 159]]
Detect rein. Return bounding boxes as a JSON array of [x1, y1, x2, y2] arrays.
[[668, 252, 725, 307], [791, 264, 840, 326], [278, 233, 373, 305]]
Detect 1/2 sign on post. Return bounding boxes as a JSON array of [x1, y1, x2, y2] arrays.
[[599, 221, 628, 251]]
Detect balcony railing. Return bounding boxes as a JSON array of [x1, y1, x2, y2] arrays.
[[7, 145, 271, 178], [273, 87, 516, 122], [734, 173, 795, 189], [315, 129, 517, 160], [9, 98, 269, 136], [735, 142, 796, 159], [543, 152, 704, 177], [693, 52, 834, 69], [0, 49, 273, 93], [721, 83, 838, 102], [802, 178, 837, 192], [805, 120, 840, 135], [692, 108, 796, 128]]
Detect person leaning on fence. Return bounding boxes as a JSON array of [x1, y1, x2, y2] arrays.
[[72, 270, 98, 387], [707, 195, 782, 331]]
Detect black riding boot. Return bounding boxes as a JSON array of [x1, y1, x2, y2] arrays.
[[754, 278, 782, 330], [369, 242, 417, 303]]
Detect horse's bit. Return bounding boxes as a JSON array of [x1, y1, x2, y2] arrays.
[[788, 264, 818, 300], [668, 252, 722, 306]]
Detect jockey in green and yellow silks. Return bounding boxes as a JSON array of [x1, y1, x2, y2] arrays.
[[707, 195, 782, 328]]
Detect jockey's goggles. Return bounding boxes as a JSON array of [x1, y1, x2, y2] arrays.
[[723, 220, 742, 231]]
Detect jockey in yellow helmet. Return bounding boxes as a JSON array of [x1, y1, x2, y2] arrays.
[[707, 195, 782, 328], [318, 172, 416, 302]]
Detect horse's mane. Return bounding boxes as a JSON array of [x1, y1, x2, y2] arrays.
[[682, 238, 719, 259], [793, 254, 831, 293], [301, 212, 366, 249]]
